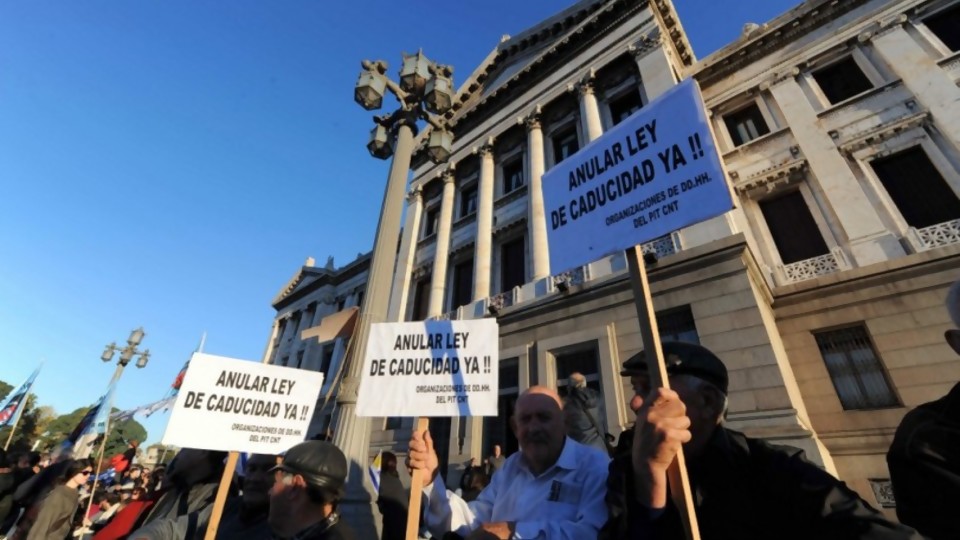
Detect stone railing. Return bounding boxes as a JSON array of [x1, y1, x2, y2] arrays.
[[913, 218, 960, 250], [780, 252, 841, 284], [642, 234, 681, 259]]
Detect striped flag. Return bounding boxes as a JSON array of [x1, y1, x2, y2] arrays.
[[368, 450, 383, 492], [0, 365, 41, 427]]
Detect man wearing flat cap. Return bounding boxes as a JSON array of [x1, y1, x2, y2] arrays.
[[601, 341, 924, 539], [269, 441, 357, 540]]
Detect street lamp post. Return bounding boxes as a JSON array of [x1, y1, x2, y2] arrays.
[[100, 327, 151, 384], [330, 51, 455, 534]]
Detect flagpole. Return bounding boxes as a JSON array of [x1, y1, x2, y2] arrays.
[[3, 404, 26, 451], [85, 424, 112, 517]]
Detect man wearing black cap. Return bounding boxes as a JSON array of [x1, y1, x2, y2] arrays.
[[268, 440, 357, 540], [601, 341, 924, 539]]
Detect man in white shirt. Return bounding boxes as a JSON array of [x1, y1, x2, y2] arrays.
[[407, 386, 609, 539]]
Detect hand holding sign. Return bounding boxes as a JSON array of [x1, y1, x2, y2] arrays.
[[407, 426, 440, 488]]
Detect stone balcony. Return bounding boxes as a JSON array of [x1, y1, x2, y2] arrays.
[[777, 247, 850, 285], [906, 218, 960, 252], [431, 233, 682, 321], [940, 51, 960, 85]]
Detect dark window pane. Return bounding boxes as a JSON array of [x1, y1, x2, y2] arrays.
[[483, 394, 519, 457], [870, 147, 960, 229], [499, 357, 519, 390], [552, 127, 579, 164], [430, 417, 452, 476], [925, 5, 960, 52], [555, 345, 606, 431], [812, 57, 874, 105], [295, 350, 304, 369], [609, 90, 643, 125], [460, 185, 478, 218], [385, 417, 402, 430], [759, 190, 830, 264], [724, 104, 770, 147], [814, 325, 899, 410], [424, 207, 440, 238], [319, 345, 334, 375], [412, 279, 431, 321], [657, 306, 700, 344], [451, 259, 474, 310], [503, 159, 524, 194], [501, 237, 526, 292]]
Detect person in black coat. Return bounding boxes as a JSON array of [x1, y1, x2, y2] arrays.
[[376, 452, 407, 540], [887, 280, 960, 540], [602, 341, 924, 540], [268, 441, 357, 540]]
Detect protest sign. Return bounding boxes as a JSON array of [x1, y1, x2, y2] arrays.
[[542, 78, 733, 274], [356, 319, 499, 417], [162, 352, 324, 454]]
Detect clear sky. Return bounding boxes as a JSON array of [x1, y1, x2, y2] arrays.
[[0, 0, 801, 446]]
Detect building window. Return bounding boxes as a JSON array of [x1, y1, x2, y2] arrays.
[[812, 57, 874, 105], [503, 158, 524, 194], [924, 4, 960, 52], [759, 190, 830, 264], [295, 350, 305, 369], [460, 184, 478, 218], [430, 417, 452, 477], [280, 356, 289, 367], [336, 297, 346, 311], [609, 90, 643, 125], [424, 206, 440, 238], [451, 259, 473, 311], [500, 236, 526, 292], [552, 126, 579, 164], [319, 345, 334, 376], [304, 302, 317, 329], [814, 325, 899, 410], [657, 306, 700, 344], [412, 278, 431, 321], [870, 147, 960, 229], [724, 103, 770, 147], [355, 290, 364, 309], [385, 417, 402, 430], [483, 358, 520, 456], [555, 344, 607, 433]]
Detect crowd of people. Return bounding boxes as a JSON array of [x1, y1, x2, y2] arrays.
[[1, 280, 957, 540]]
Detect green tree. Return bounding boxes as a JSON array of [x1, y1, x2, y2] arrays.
[[0, 393, 48, 452], [0, 380, 13, 401], [35, 406, 148, 458]]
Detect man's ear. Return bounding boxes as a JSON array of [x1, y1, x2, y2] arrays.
[[946, 330, 960, 356]]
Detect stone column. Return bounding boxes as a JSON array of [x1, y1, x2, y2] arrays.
[[630, 34, 677, 101], [472, 139, 495, 301], [522, 107, 551, 280], [574, 73, 603, 142], [867, 21, 960, 147], [765, 71, 904, 266], [387, 187, 423, 321], [428, 170, 457, 317]]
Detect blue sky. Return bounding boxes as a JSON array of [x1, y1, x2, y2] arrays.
[[0, 0, 800, 446]]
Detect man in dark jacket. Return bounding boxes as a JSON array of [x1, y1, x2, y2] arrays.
[[602, 341, 924, 540], [268, 441, 357, 540], [564, 372, 610, 454], [376, 452, 406, 540], [887, 279, 960, 540]]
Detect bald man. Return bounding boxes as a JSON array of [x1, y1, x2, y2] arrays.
[[407, 386, 609, 539]]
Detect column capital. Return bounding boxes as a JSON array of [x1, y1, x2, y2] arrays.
[[567, 68, 597, 98], [472, 136, 495, 158], [518, 105, 543, 131], [406, 185, 423, 203], [628, 33, 663, 59], [760, 66, 800, 90], [440, 166, 457, 184]]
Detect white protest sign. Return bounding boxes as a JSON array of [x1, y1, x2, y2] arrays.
[[542, 79, 733, 274], [162, 353, 324, 454], [357, 319, 499, 417]]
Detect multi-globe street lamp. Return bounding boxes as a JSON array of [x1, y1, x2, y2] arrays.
[[325, 51, 455, 534], [101, 327, 151, 382]]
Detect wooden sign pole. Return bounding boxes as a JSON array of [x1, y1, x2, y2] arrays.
[[625, 245, 701, 540], [203, 451, 239, 540], [405, 417, 430, 540]]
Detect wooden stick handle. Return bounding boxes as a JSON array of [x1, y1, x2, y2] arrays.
[[626, 245, 701, 540], [203, 451, 239, 540], [405, 417, 430, 540]]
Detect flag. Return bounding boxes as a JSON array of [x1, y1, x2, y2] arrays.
[[67, 382, 115, 445], [368, 450, 382, 492], [90, 382, 117, 435], [167, 332, 205, 398], [0, 365, 41, 427]]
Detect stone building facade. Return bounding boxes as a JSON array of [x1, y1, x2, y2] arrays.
[[268, 0, 960, 517]]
